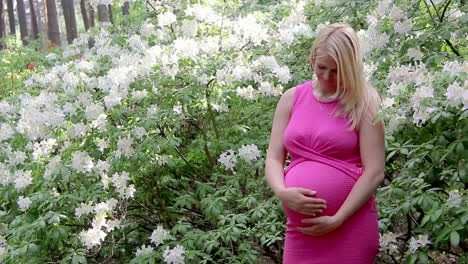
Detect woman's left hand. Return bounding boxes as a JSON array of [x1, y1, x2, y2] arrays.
[[296, 215, 344, 236]]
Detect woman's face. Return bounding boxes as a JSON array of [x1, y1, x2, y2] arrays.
[[312, 50, 338, 93]]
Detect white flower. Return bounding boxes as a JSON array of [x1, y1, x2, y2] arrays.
[[91, 114, 108, 132], [75, 202, 94, 217], [8, 151, 27, 166], [13, 170, 33, 190], [238, 144, 261, 163], [96, 138, 109, 153], [141, 20, 156, 37], [218, 150, 237, 171], [394, 19, 412, 34], [381, 98, 395, 109], [443, 60, 464, 77], [79, 228, 107, 249], [413, 107, 437, 126], [275, 66, 291, 84], [44, 156, 61, 178], [180, 20, 198, 37], [174, 37, 199, 59], [69, 123, 89, 138], [150, 225, 170, 246], [128, 34, 148, 52], [258, 82, 283, 96], [133, 127, 147, 139], [85, 104, 105, 121], [115, 136, 134, 159], [407, 48, 423, 61], [17, 196, 32, 211], [236, 86, 257, 100], [132, 90, 149, 100], [106, 219, 121, 232], [31, 138, 57, 161], [163, 245, 185, 264], [388, 6, 404, 21], [95, 160, 111, 174], [136, 244, 154, 257], [71, 151, 94, 173], [158, 11, 177, 27], [147, 104, 160, 116], [408, 237, 420, 253], [445, 81, 466, 107], [416, 234, 431, 247], [380, 232, 398, 248], [0, 123, 14, 141], [447, 190, 463, 207]]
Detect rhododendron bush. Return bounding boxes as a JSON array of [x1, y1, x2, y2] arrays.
[[0, 0, 466, 263]]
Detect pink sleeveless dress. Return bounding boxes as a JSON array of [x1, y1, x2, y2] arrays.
[[282, 81, 379, 263]]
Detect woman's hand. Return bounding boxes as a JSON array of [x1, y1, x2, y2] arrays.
[[297, 215, 343, 236], [277, 187, 327, 216]]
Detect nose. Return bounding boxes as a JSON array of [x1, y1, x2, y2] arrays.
[[323, 70, 330, 80]]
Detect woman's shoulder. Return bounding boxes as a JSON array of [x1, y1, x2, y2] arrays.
[[276, 80, 311, 115]]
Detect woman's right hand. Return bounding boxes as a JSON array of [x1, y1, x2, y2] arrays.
[[277, 187, 327, 216]]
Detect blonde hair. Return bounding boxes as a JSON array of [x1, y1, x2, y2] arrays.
[[310, 24, 380, 129]]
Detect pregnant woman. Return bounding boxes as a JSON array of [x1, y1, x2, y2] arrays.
[[265, 24, 385, 263]]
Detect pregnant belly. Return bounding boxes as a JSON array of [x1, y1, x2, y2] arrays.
[[283, 160, 357, 227]]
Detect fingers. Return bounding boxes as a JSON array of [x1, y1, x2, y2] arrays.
[[297, 226, 318, 235], [297, 188, 316, 196], [302, 196, 326, 205]]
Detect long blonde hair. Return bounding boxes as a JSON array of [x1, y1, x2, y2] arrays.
[[310, 24, 380, 129]]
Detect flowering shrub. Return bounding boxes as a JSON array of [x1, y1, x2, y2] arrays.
[[0, 0, 466, 263]]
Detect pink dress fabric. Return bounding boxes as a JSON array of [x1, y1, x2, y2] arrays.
[[282, 81, 379, 263]]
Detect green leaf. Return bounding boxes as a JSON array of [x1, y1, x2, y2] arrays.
[[450, 231, 460, 247], [431, 209, 443, 223], [418, 252, 429, 263]]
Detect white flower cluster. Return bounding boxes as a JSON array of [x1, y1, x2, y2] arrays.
[[136, 244, 154, 257], [408, 234, 431, 253], [115, 136, 134, 159], [13, 170, 33, 190], [379, 232, 399, 254], [357, 14, 390, 57], [442, 60, 466, 77], [150, 225, 170, 246], [17, 196, 32, 211], [446, 190, 464, 207], [163, 245, 185, 264], [111, 171, 136, 199], [445, 81, 468, 110], [30, 138, 57, 161], [218, 144, 262, 171], [218, 150, 237, 172], [71, 151, 94, 174], [79, 199, 119, 249], [276, 1, 312, 46], [158, 11, 177, 27]]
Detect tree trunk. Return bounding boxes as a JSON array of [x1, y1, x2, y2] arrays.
[[97, 4, 108, 22], [88, 5, 94, 28], [6, 0, 14, 35], [80, 0, 89, 31], [122, 2, 129, 15], [61, 0, 77, 44], [0, 0, 5, 48], [28, 0, 39, 40], [107, 4, 113, 24], [16, 0, 29, 45], [45, 0, 60, 45]]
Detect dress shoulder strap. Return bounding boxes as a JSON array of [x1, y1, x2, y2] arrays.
[[291, 80, 312, 113]]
